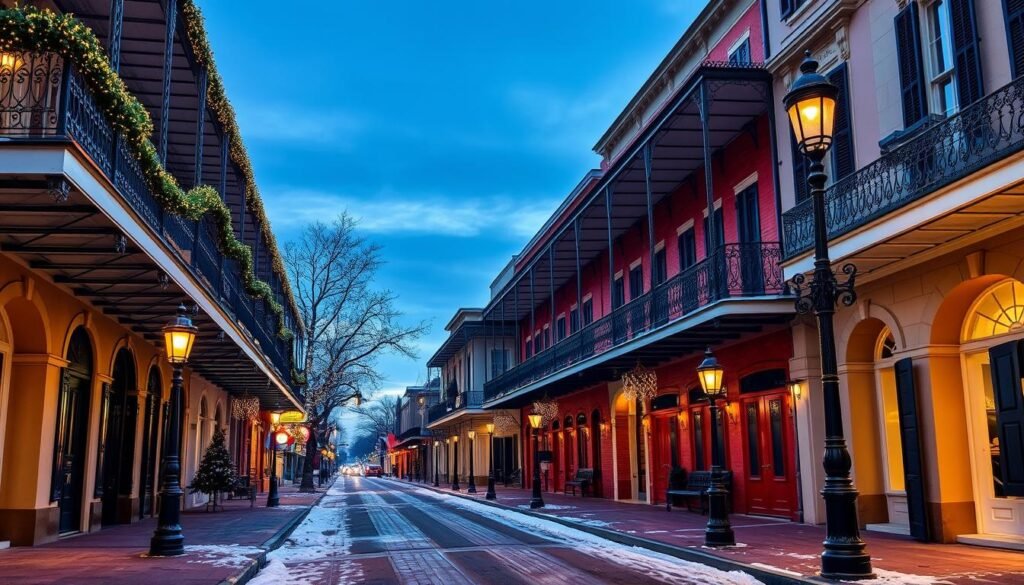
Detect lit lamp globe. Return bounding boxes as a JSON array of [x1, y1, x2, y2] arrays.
[[528, 413, 543, 429], [467, 430, 475, 440], [485, 423, 494, 434], [784, 51, 838, 160], [697, 348, 726, 400], [275, 430, 289, 446], [163, 304, 197, 364], [270, 411, 282, 426]]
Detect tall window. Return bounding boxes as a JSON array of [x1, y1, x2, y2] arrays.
[[612, 275, 625, 309], [927, 0, 958, 115], [525, 339, 532, 359], [678, 227, 697, 271], [556, 315, 566, 342], [728, 37, 751, 65], [490, 349, 510, 378], [653, 247, 667, 286], [570, 306, 580, 334], [582, 298, 594, 326], [628, 265, 644, 300]]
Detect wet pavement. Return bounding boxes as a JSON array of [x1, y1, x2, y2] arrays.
[[250, 475, 762, 584]]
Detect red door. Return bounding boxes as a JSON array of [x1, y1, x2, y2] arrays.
[[741, 392, 795, 518]]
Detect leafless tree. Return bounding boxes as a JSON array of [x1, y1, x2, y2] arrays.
[[349, 394, 400, 439], [285, 214, 428, 491]]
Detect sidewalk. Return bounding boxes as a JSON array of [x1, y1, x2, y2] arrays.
[[0, 481, 329, 585], [396, 478, 1024, 584]]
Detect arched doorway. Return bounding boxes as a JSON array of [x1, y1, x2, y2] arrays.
[[613, 392, 645, 501], [960, 278, 1024, 541], [53, 328, 92, 534], [590, 410, 602, 497], [99, 348, 137, 526], [139, 366, 161, 518]]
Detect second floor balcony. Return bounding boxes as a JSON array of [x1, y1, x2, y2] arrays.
[[427, 390, 484, 426], [483, 242, 788, 404], [0, 50, 298, 400], [781, 75, 1024, 279]]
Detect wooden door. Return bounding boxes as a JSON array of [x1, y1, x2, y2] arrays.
[[54, 372, 90, 534], [742, 393, 795, 517]]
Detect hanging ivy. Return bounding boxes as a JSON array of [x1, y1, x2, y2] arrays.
[[0, 5, 298, 341]]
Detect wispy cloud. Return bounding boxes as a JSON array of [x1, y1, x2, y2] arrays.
[[235, 102, 366, 145], [264, 187, 557, 239]]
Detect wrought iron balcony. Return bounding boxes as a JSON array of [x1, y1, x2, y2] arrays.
[[782, 75, 1024, 258], [0, 53, 293, 380], [483, 242, 784, 402], [427, 390, 484, 424]]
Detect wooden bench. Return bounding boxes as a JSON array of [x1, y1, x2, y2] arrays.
[[666, 470, 732, 514], [564, 468, 594, 497]]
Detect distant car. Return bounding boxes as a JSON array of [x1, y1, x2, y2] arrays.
[[363, 464, 382, 477]]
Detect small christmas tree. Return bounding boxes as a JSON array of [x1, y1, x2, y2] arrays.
[[190, 427, 235, 510]]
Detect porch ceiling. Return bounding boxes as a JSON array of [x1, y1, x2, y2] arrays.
[[782, 168, 1024, 283], [0, 181, 291, 408]]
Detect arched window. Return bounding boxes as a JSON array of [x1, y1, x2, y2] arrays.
[[964, 279, 1024, 341], [876, 327, 897, 360]]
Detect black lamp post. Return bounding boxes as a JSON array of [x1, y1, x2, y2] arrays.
[[267, 425, 287, 507], [528, 414, 544, 509], [485, 422, 497, 500], [467, 431, 477, 494], [451, 435, 461, 490], [433, 440, 440, 487], [149, 304, 197, 557], [785, 51, 873, 580], [696, 348, 734, 547]]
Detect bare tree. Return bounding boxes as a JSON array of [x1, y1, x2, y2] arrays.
[[286, 214, 428, 491], [349, 394, 400, 439]]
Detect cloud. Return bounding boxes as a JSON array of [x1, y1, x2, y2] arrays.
[[235, 102, 365, 145], [263, 187, 557, 239]]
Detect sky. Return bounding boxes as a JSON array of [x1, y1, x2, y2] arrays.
[[199, 1, 704, 425]]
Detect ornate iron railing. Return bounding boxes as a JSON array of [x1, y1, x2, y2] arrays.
[[426, 390, 484, 424], [782, 75, 1024, 258], [483, 242, 784, 402], [0, 51, 293, 381]]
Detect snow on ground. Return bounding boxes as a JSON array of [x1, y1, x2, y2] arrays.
[[184, 544, 264, 568], [249, 477, 363, 585], [515, 503, 576, 510], [409, 485, 762, 585], [859, 569, 954, 585]]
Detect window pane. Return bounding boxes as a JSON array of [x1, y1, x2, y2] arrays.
[[746, 403, 760, 477], [769, 399, 785, 478]]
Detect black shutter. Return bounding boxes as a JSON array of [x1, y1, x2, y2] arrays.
[[790, 133, 810, 203], [828, 63, 855, 181], [988, 341, 1024, 497], [893, 358, 931, 542], [1004, 0, 1024, 79], [950, 0, 985, 107], [895, 2, 928, 127]]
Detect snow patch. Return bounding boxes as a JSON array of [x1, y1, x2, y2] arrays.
[[184, 544, 263, 568], [859, 569, 954, 585], [516, 503, 577, 510]]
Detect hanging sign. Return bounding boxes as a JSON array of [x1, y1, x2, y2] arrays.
[[279, 410, 306, 423]]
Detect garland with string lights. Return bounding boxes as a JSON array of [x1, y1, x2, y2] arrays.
[[0, 5, 298, 341]]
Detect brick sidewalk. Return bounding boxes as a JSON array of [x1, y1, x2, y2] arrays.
[[395, 478, 1024, 583], [0, 481, 328, 585]]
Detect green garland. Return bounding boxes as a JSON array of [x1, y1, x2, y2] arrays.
[[0, 6, 298, 341]]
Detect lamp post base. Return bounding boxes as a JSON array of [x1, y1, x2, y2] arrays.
[[467, 479, 477, 494], [485, 475, 496, 500], [148, 526, 184, 557]]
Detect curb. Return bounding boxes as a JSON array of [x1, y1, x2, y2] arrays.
[[387, 477, 813, 585], [221, 480, 334, 585]]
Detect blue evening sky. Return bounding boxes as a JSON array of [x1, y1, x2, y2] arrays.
[[200, 1, 702, 403]]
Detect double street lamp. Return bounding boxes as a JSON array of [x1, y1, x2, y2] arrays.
[[696, 348, 734, 547], [785, 51, 873, 580], [485, 422, 497, 500], [528, 413, 544, 509], [149, 304, 197, 557]]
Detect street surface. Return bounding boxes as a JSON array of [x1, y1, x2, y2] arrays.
[[249, 476, 761, 585]]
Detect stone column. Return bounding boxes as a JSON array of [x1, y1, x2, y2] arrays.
[[789, 318, 827, 525]]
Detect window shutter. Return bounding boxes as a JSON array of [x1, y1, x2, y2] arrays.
[[895, 2, 928, 127], [1004, 0, 1024, 78], [828, 63, 855, 181], [950, 0, 985, 107], [988, 340, 1024, 497], [790, 133, 810, 203], [893, 358, 932, 542]]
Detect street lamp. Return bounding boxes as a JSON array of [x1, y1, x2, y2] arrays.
[[697, 348, 734, 547], [785, 50, 872, 580], [528, 413, 544, 509], [267, 428, 288, 507], [485, 422, 497, 500], [467, 430, 477, 494], [451, 434, 460, 490], [149, 304, 197, 557]]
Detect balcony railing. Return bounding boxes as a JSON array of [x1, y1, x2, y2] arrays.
[[782, 75, 1024, 258], [483, 242, 784, 402], [0, 52, 292, 379], [427, 390, 484, 424]]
